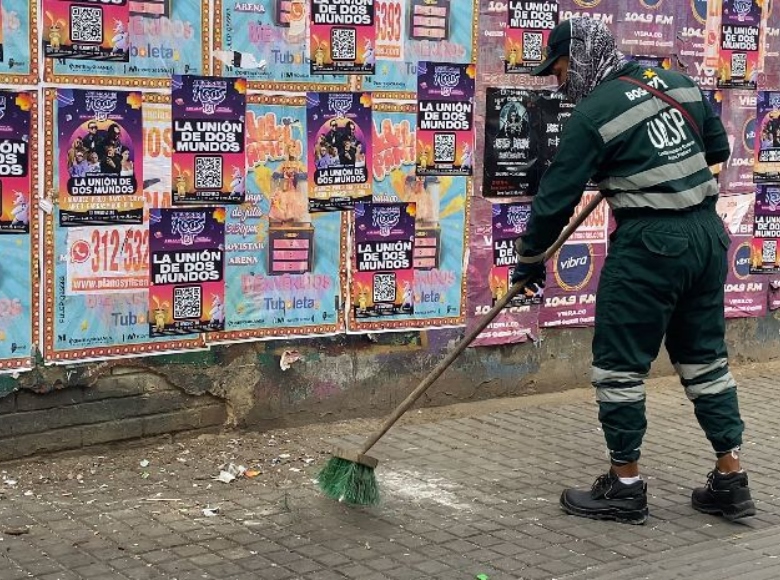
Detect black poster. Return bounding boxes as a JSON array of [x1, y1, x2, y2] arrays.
[[483, 88, 573, 198]]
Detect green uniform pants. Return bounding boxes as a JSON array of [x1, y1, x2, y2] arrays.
[[593, 202, 744, 465]]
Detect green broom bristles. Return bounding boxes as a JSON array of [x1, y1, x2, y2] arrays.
[[317, 456, 380, 506]]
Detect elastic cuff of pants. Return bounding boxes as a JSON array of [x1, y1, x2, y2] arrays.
[[715, 445, 741, 458], [609, 453, 640, 465]]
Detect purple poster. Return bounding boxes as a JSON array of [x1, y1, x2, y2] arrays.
[[725, 234, 767, 318], [758, 3, 780, 90], [718, 193, 767, 318], [718, 0, 762, 89], [149, 207, 226, 337], [491, 202, 540, 307], [416, 62, 476, 177], [617, 0, 679, 58], [750, 184, 780, 274], [0, 90, 32, 234], [557, 0, 618, 24], [755, 91, 780, 182], [57, 88, 144, 226], [307, 92, 372, 212], [676, 0, 718, 89], [721, 90, 756, 194], [539, 191, 608, 328], [171, 75, 247, 205], [466, 197, 539, 348], [351, 202, 416, 321]]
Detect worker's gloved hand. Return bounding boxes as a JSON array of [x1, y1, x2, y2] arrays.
[[512, 237, 546, 298], [510, 261, 546, 299]]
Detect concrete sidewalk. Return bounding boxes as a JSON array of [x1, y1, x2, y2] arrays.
[[1, 361, 779, 580]]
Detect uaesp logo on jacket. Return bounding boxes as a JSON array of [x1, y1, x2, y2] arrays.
[[554, 243, 594, 292]]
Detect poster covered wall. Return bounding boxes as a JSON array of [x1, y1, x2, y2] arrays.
[[214, 0, 351, 91], [16, 0, 780, 371], [363, 0, 478, 96], [43, 91, 204, 363], [370, 104, 468, 330], [209, 98, 347, 343]]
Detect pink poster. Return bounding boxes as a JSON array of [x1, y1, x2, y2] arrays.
[[718, 193, 767, 318], [0, 90, 32, 234], [43, 0, 130, 62], [721, 90, 756, 194]]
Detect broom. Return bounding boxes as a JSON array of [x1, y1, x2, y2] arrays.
[[318, 193, 605, 505]]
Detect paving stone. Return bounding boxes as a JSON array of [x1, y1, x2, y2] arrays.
[[1, 363, 780, 579]]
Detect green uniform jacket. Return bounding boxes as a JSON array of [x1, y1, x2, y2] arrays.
[[518, 61, 731, 258]]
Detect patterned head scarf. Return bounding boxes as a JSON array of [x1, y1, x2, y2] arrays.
[[564, 17, 627, 104]]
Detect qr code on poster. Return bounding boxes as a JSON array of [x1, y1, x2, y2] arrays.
[[70, 6, 103, 43], [331, 28, 356, 60], [195, 156, 223, 190], [522, 32, 544, 62], [372, 273, 397, 303], [762, 240, 777, 265], [434, 133, 456, 163], [731, 53, 747, 78], [173, 286, 202, 320]]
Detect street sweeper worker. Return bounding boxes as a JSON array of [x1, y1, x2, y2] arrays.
[[511, 16, 755, 524]]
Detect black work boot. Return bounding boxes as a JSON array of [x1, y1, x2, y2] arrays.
[[691, 470, 756, 521], [560, 470, 649, 525]]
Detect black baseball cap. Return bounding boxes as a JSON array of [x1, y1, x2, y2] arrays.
[[531, 20, 573, 76]]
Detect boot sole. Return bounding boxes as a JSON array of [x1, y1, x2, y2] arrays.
[[560, 494, 649, 525], [691, 498, 757, 521]]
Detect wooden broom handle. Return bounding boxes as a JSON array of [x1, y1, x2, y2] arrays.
[[359, 192, 605, 455]]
